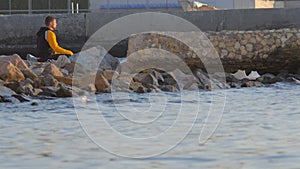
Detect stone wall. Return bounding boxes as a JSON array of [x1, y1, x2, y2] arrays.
[[127, 29, 300, 74]]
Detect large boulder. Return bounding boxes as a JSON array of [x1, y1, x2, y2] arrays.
[[75, 47, 120, 71], [34, 75, 60, 88], [42, 63, 63, 77], [0, 61, 25, 82], [51, 55, 71, 68], [9, 54, 29, 70], [0, 54, 28, 70], [39, 86, 58, 97], [0, 54, 37, 80]]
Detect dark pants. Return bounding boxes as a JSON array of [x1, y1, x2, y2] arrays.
[[38, 54, 61, 62]]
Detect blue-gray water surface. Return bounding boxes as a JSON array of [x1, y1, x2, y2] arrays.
[[1, 83, 300, 169]]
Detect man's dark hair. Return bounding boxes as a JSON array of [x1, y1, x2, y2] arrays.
[[45, 16, 55, 26]]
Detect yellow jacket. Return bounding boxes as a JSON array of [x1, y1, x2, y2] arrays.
[[47, 30, 73, 56]]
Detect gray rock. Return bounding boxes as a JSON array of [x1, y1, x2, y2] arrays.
[[30, 62, 46, 76], [34, 75, 59, 88], [0, 85, 17, 103], [56, 85, 73, 98], [99, 54, 120, 70], [51, 55, 71, 68], [39, 86, 58, 97]]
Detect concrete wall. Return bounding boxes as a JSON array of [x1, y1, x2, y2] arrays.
[[1, 8, 300, 58], [285, 1, 300, 8], [235, 0, 255, 9]]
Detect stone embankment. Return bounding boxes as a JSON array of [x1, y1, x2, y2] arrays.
[[128, 28, 300, 74]]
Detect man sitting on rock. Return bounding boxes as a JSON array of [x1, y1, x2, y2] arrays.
[[34, 16, 74, 62]]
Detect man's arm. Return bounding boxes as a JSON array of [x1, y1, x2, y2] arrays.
[[47, 31, 74, 56]]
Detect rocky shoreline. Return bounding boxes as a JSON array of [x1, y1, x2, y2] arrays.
[[0, 53, 299, 104]]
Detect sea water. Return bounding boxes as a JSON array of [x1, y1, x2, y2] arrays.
[[0, 83, 299, 169]]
